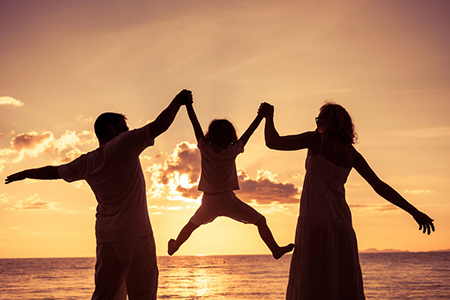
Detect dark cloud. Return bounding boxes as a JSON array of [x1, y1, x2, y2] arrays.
[[237, 169, 301, 204], [0, 130, 96, 167], [163, 142, 201, 182], [176, 185, 202, 199], [11, 132, 52, 150]]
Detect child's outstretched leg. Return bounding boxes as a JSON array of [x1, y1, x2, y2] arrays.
[[255, 216, 294, 259], [168, 222, 199, 256]]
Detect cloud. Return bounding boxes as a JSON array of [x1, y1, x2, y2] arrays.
[[349, 204, 398, 212], [11, 132, 53, 151], [144, 141, 301, 205], [0, 96, 24, 107], [0, 130, 97, 169], [161, 142, 202, 184], [237, 169, 301, 204], [404, 189, 434, 195], [6, 194, 60, 211], [0, 131, 54, 164], [145, 142, 202, 203], [0, 193, 9, 204]]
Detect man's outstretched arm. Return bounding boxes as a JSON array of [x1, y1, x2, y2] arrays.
[[5, 166, 61, 184], [149, 89, 192, 139]]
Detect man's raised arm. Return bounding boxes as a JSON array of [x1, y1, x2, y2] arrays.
[[149, 89, 193, 139]]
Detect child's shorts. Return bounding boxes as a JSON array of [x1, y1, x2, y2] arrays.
[[189, 191, 263, 226]]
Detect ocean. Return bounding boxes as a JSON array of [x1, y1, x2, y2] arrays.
[[1, 252, 449, 299]]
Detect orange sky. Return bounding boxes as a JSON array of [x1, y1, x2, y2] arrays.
[[1, 0, 449, 258]]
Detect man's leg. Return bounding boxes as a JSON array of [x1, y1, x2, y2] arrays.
[[91, 242, 127, 300], [126, 235, 159, 300]]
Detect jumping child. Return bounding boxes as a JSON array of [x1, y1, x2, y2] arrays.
[[168, 100, 294, 259]]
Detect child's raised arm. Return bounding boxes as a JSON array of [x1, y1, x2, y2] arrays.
[[186, 102, 204, 142], [239, 107, 264, 146]]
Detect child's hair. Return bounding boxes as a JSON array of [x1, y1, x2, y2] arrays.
[[318, 102, 357, 144], [205, 119, 238, 146]]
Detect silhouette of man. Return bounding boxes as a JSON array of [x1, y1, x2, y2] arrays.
[[5, 89, 193, 300]]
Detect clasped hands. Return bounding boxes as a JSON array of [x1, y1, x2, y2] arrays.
[[258, 102, 274, 118], [174, 89, 193, 106]]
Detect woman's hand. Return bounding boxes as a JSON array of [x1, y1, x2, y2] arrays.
[[412, 211, 435, 235]]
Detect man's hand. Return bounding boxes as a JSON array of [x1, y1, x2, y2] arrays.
[[174, 89, 193, 106], [5, 171, 27, 184], [258, 102, 274, 118], [5, 166, 60, 184]]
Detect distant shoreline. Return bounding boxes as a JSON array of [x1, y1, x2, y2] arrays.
[[360, 248, 450, 253]]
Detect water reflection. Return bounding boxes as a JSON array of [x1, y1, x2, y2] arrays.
[[158, 255, 290, 299], [360, 252, 450, 299]]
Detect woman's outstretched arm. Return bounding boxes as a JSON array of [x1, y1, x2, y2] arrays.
[[185, 102, 204, 142], [261, 102, 318, 151], [353, 150, 435, 234]]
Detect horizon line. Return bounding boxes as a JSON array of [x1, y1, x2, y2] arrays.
[[2, 249, 450, 260]]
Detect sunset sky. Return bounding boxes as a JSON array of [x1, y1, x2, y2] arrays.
[[1, 0, 449, 258]]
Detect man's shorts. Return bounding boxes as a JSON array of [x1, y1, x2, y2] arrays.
[[92, 234, 158, 300], [189, 191, 263, 226]]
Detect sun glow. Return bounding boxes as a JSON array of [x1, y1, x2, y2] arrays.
[[0, 0, 448, 259]]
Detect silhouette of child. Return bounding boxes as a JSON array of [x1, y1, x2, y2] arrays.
[[168, 100, 294, 259]]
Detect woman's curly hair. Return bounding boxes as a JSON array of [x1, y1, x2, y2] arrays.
[[318, 102, 357, 144]]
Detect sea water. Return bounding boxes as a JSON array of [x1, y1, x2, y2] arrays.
[[1, 252, 449, 299]]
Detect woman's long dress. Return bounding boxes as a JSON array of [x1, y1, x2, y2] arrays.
[[286, 153, 365, 300]]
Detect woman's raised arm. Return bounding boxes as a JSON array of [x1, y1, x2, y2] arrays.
[[261, 103, 318, 151]]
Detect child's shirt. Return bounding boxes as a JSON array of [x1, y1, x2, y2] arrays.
[[197, 137, 244, 193]]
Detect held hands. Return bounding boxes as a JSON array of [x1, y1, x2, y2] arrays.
[[174, 89, 193, 106], [412, 211, 435, 235], [258, 102, 274, 118]]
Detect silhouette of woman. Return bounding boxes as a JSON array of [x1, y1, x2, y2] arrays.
[[259, 102, 435, 300]]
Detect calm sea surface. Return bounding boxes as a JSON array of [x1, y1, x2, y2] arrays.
[[1, 252, 449, 299]]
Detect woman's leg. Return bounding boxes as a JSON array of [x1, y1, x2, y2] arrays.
[[168, 222, 199, 255]]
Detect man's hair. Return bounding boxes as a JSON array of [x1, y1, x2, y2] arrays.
[[94, 112, 127, 140]]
